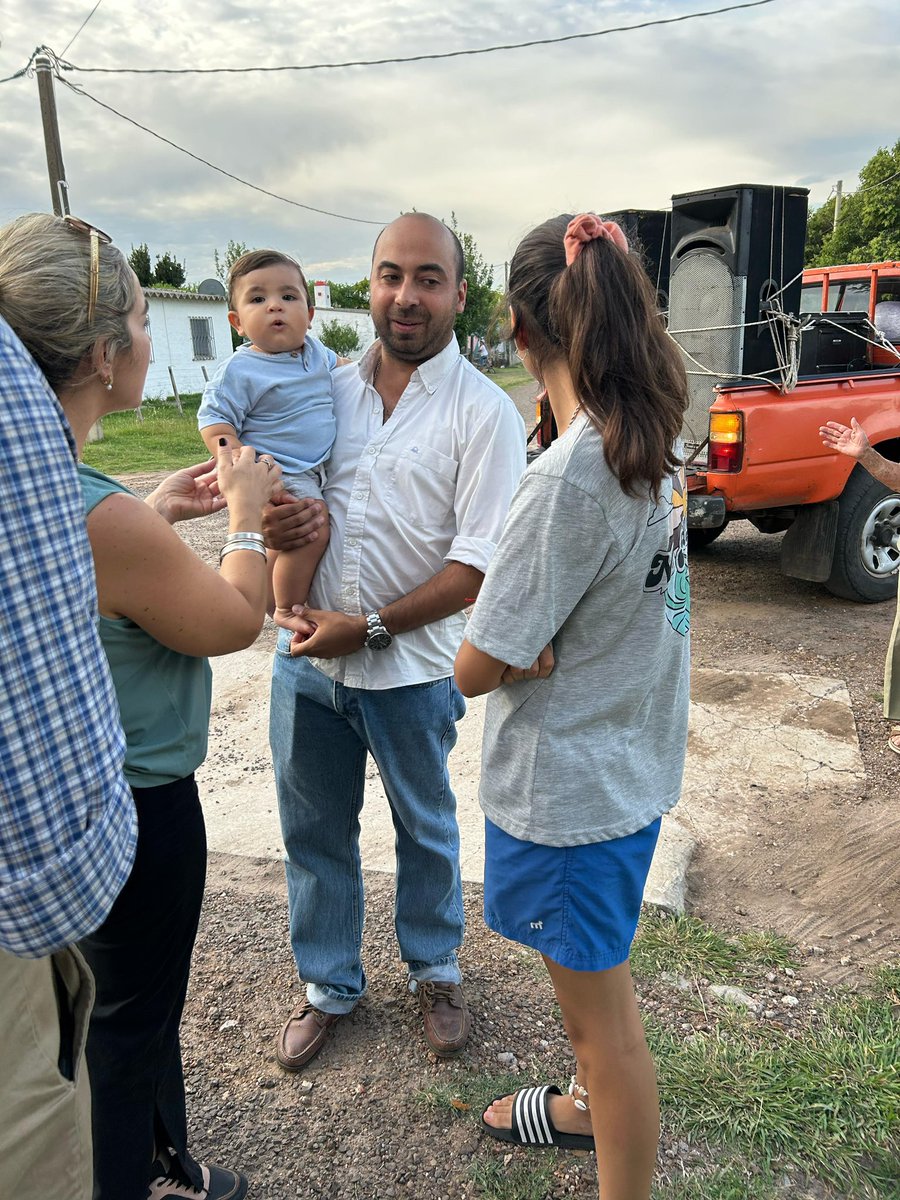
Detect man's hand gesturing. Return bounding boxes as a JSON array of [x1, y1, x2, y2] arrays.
[[819, 417, 871, 460]]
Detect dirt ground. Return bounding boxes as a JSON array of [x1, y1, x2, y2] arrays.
[[130, 440, 900, 976], [122, 412, 900, 1197], [680, 524, 899, 976]]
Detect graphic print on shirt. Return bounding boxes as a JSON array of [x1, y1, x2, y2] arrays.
[[643, 465, 690, 636]]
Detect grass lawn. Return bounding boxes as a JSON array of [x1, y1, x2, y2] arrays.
[[490, 364, 532, 394], [80, 396, 209, 476], [419, 914, 900, 1200], [81, 368, 538, 477]]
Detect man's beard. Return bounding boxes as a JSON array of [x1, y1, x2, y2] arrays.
[[374, 306, 457, 364]]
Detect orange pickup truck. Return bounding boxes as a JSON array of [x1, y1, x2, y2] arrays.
[[686, 261, 900, 602]]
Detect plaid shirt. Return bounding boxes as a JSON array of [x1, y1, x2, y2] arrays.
[[0, 315, 137, 957]]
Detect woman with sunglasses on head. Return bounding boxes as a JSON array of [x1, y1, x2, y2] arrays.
[[0, 212, 283, 1200], [455, 214, 690, 1200]]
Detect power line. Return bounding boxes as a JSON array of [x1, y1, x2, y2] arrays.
[[56, 75, 388, 225], [60, 0, 105, 59], [856, 168, 900, 194], [56, 1, 781, 76], [0, 47, 39, 84]]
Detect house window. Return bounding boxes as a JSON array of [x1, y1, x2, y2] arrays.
[[190, 316, 215, 360]]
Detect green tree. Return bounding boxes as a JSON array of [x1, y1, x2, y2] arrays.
[[318, 319, 362, 357], [804, 199, 836, 266], [214, 239, 250, 284], [806, 140, 900, 266], [448, 214, 502, 352], [129, 242, 152, 287], [330, 279, 370, 309], [153, 253, 186, 288]]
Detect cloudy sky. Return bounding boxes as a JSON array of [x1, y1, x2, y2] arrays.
[[2, 0, 897, 287]]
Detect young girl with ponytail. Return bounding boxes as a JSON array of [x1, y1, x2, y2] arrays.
[[455, 213, 690, 1200]]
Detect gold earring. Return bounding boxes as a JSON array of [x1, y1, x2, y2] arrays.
[[103, 375, 113, 391]]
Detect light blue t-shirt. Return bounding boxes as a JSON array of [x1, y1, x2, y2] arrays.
[[198, 337, 337, 478]]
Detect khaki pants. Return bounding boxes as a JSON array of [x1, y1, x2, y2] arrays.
[[884, 576, 900, 720], [0, 945, 94, 1199]]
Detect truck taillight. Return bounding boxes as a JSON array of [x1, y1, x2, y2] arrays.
[[708, 412, 743, 472]]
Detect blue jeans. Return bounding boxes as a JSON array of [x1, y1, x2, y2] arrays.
[[269, 644, 466, 1015]]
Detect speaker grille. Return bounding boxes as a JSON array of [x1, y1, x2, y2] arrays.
[[670, 252, 747, 455]]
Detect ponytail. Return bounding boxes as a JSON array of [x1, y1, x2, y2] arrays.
[[507, 213, 687, 499]]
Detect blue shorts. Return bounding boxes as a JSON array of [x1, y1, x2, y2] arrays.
[[483, 817, 662, 972], [282, 462, 326, 502]]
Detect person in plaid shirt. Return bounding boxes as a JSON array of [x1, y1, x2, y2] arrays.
[[0, 311, 137, 1199]]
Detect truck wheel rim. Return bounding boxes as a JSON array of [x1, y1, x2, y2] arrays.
[[860, 496, 900, 578]]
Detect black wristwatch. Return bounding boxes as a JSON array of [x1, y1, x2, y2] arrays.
[[364, 611, 393, 651]]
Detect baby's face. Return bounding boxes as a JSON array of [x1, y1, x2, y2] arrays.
[[229, 264, 313, 355]]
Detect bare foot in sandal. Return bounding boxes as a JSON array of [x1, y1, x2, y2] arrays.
[[482, 1083, 594, 1149], [888, 726, 900, 755]]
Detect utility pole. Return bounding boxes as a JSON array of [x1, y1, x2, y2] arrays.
[[833, 179, 843, 231], [35, 53, 70, 216]]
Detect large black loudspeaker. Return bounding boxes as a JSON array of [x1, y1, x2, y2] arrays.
[[601, 209, 671, 308], [668, 183, 808, 454]]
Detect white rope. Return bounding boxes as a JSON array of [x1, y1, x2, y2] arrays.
[[754, 267, 804, 304], [810, 316, 900, 360], [675, 339, 784, 387], [768, 305, 800, 392], [675, 312, 900, 391], [671, 304, 900, 391], [668, 305, 802, 392], [667, 191, 900, 392], [668, 319, 769, 334]]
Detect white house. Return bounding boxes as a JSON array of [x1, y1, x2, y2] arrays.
[[308, 282, 375, 361], [143, 284, 233, 401]]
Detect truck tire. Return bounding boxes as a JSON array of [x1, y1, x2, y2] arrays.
[[688, 521, 728, 552], [825, 465, 900, 603]]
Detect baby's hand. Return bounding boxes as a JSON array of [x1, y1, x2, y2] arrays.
[[273, 604, 318, 655]]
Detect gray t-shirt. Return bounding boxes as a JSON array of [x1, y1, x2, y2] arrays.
[[465, 414, 690, 846]]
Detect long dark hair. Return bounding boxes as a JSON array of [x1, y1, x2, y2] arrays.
[[507, 213, 687, 499]]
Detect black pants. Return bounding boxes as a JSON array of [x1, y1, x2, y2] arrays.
[[78, 775, 207, 1199]]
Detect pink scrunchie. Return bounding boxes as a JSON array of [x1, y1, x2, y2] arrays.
[[563, 214, 629, 265]]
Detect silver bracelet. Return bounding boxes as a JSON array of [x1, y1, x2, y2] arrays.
[[222, 531, 265, 546], [219, 541, 267, 565]]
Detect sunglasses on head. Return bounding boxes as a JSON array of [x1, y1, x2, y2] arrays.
[[63, 215, 113, 325]]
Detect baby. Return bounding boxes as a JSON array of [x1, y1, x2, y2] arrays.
[[198, 249, 341, 620]]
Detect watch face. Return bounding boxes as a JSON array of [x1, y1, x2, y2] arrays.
[[366, 630, 393, 651]]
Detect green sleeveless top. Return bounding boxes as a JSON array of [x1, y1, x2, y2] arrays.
[[78, 465, 213, 788]]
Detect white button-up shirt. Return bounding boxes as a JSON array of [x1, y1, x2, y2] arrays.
[[309, 338, 526, 689]]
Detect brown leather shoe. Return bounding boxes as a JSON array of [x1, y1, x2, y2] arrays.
[[275, 998, 342, 1072], [417, 981, 471, 1057]]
